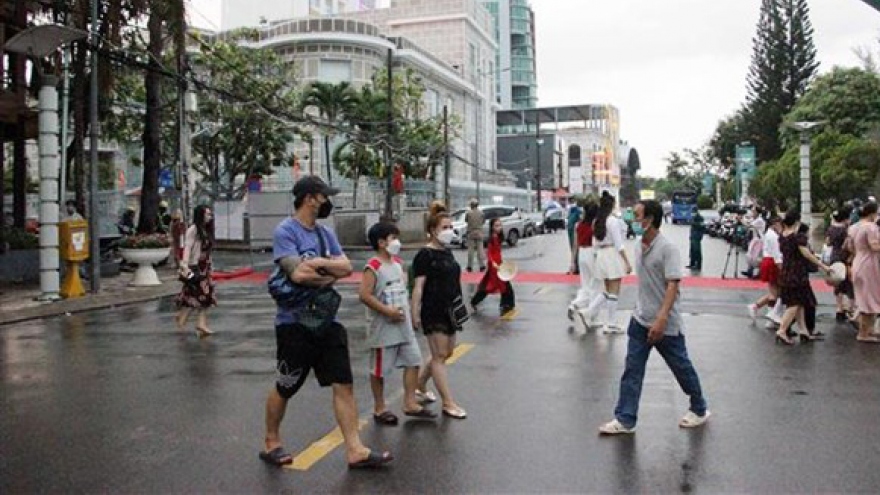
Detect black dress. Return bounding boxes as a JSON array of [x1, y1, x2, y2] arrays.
[[412, 246, 463, 335], [778, 232, 817, 308]]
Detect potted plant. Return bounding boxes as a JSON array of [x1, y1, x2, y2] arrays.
[[118, 233, 170, 286], [0, 227, 40, 283]]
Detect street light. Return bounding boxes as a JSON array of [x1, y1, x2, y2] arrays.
[[785, 121, 826, 231], [535, 137, 544, 211], [4, 24, 88, 300]]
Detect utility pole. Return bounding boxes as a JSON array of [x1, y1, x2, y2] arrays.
[[535, 113, 542, 212], [443, 105, 450, 208], [384, 48, 394, 220], [177, 48, 192, 224], [475, 100, 481, 202], [308, 138, 314, 175], [88, 0, 101, 292]]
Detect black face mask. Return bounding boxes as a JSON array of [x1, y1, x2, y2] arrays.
[[317, 199, 334, 219]]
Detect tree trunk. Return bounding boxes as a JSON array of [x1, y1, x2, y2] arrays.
[[71, 47, 87, 214], [138, 9, 164, 234], [352, 171, 359, 208], [324, 135, 332, 185]]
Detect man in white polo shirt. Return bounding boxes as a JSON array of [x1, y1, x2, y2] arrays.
[[599, 199, 710, 435]]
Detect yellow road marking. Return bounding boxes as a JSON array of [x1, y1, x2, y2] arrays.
[[284, 343, 475, 471], [285, 419, 369, 471], [446, 342, 475, 364]]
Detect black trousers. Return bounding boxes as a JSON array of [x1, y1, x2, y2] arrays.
[[471, 279, 515, 311], [689, 240, 702, 269]]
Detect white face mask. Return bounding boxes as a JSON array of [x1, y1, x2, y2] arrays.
[[436, 229, 456, 246], [386, 239, 401, 256]]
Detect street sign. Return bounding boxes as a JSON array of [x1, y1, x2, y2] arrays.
[[159, 168, 174, 188], [736, 145, 757, 203], [735, 145, 756, 179], [702, 172, 714, 196]]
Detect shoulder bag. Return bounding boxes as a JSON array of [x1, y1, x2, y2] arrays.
[[267, 225, 341, 335]]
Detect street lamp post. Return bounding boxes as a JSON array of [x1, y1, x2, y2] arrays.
[[4, 23, 88, 299], [535, 110, 543, 212], [786, 121, 826, 231]]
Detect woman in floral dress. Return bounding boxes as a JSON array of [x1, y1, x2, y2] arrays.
[[176, 205, 217, 337]]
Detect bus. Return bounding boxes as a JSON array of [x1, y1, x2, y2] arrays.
[[671, 190, 698, 224]]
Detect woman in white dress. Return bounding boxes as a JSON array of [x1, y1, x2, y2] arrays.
[[577, 192, 633, 333]]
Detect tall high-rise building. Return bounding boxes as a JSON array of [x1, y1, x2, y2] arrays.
[[220, 0, 376, 30], [482, 0, 537, 109]]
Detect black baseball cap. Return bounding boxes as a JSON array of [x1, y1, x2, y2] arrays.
[[292, 175, 339, 199]]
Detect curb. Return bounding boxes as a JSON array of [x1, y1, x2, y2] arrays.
[[0, 267, 258, 327]]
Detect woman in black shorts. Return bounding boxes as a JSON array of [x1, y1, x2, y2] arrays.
[[411, 201, 467, 419]]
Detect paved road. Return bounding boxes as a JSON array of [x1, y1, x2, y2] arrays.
[[4, 224, 879, 493]]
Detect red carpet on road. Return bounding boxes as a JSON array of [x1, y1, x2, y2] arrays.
[[221, 270, 833, 293]]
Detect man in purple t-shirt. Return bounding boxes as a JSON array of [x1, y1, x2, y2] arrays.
[[260, 176, 393, 469]]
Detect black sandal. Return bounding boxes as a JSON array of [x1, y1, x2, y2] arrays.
[[373, 411, 399, 426], [259, 446, 293, 466]]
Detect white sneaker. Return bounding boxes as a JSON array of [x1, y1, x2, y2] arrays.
[[598, 419, 636, 435], [747, 304, 758, 321], [767, 311, 782, 325], [576, 308, 593, 331], [603, 324, 624, 334], [765, 320, 779, 330], [679, 410, 711, 428]]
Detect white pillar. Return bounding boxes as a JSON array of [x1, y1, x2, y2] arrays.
[[38, 75, 61, 301], [799, 133, 812, 230]]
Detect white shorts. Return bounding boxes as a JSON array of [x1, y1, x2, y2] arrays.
[[594, 246, 627, 280], [369, 341, 422, 378]]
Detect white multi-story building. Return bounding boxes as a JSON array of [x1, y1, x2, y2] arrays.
[[212, 0, 498, 194], [220, 0, 377, 31]]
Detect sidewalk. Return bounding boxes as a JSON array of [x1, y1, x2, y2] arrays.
[[0, 267, 181, 327]]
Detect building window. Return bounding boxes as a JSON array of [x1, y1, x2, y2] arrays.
[[568, 144, 581, 169], [319, 59, 352, 83], [426, 89, 440, 117]]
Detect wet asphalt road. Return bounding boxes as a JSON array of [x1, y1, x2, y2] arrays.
[[3, 224, 880, 493]]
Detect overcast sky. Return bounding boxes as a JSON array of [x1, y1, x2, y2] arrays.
[[187, 0, 880, 177]]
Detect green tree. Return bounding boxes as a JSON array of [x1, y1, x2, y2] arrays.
[[189, 35, 300, 200], [710, 110, 751, 165], [749, 131, 880, 210], [302, 82, 357, 186], [783, 67, 880, 141], [744, 0, 819, 163]]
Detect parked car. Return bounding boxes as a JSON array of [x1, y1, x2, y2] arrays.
[[524, 212, 544, 235], [451, 205, 527, 248]]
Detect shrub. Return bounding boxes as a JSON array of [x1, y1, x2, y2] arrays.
[[696, 195, 714, 210], [0, 227, 39, 251], [118, 233, 171, 249]]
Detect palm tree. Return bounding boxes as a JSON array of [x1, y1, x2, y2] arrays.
[[332, 140, 381, 207], [302, 81, 356, 186]]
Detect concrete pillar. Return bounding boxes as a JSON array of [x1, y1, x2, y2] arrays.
[[38, 75, 61, 301]]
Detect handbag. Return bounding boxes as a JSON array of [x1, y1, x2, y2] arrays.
[[179, 264, 204, 285], [267, 225, 341, 334], [448, 294, 469, 328]]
